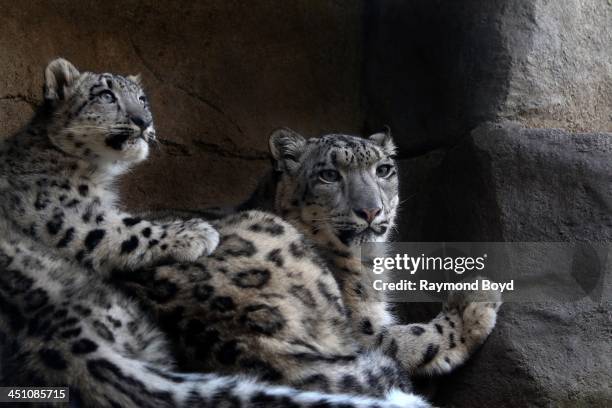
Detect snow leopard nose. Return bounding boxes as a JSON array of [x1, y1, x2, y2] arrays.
[[130, 115, 151, 131], [353, 208, 381, 224]]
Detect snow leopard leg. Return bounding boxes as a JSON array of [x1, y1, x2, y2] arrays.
[[337, 269, 501, 376]]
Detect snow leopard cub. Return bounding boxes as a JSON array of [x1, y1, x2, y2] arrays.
[[0, 58, 219, 275]]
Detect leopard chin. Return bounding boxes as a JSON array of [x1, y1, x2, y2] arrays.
[[337, 226, 388, 246]]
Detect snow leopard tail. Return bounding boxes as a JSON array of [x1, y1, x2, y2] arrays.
[[1, 328, 428, 408]]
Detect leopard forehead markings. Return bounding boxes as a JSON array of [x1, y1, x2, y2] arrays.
[[307, 135, 388, 167], [271, 131, 400, 247]]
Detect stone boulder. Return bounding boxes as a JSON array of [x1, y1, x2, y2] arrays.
[[396, 121, 612, 407], [364, 0, 611, 154]]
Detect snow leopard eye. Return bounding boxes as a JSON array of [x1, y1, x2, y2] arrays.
[[376, 164, 394, 178], [139, 95, 148, 105], [319, 169, 341, 183], [98, 90, 116, 104]]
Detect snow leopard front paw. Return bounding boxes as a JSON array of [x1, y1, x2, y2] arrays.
[[444, 276, 502, 313], [165, 219, 220, 262], [444, 276, 502, 348]]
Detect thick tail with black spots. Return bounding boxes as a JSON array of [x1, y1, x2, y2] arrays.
[[0, 335, 430, 408], [274, 347, 422, 401]]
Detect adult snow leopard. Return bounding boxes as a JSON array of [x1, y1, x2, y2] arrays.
[[246, 129, 501, 376], [120, 131, 499, 399], [0, 58, 418, 408]]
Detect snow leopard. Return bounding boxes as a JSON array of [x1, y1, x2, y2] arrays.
[[1, 58, 219, 273], [0, 58, 418, 408], [119, 131, 500, 400], [251, 128, 502, 376]]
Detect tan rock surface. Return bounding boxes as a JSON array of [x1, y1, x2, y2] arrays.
[[0, 0, 364, 210]]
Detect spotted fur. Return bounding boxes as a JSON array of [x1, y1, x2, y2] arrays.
[[158, 129, 501, 378], [255, 129, 501, 376], [119, 211, 427, 404], [122, 131, 500, 404], [0, 237, 426, 408], [0, 59, 421, 408]]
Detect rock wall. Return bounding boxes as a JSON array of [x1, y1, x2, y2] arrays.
[[0, 0, 364, 210], [364, 1, 611, 406], [398, 122, 612, 407], [364, 0, 612, 154]]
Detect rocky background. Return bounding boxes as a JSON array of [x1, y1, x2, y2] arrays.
[[1, 0, 610, 406], [0, 0, 364, 209]]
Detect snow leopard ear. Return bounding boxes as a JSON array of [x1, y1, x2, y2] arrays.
[[44, 58, 81, 101], [127, 74, 142, 86], [269, 128, 307, 173], [369, 126, 397, 157]]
